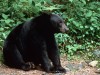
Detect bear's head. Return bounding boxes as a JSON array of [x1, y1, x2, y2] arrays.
[[34, 13, 69, 34], [50, 14, 69, 33]]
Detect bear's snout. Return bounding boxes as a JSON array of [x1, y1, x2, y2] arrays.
[[65, 26, 69, 33], [60, 24, 69, 33]]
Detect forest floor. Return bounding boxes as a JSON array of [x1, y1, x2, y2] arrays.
[[0, 56, 99, 75]]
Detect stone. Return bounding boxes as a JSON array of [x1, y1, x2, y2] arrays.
[[93, 49, 100, 57], [89, 61, 98, 67]]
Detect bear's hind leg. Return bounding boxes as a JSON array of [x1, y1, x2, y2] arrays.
[[3, 45, 32, 71]]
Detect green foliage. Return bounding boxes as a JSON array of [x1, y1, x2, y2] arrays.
[[54, 0, 100, 58], [0, 0, 52, 47], [61, 0, 100, 41], [0, 0, 100, 59]]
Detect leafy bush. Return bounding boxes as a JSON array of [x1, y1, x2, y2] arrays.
[[54, 0, 100, 57]]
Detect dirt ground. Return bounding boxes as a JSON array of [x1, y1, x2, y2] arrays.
[[0, 57, 99, 75]]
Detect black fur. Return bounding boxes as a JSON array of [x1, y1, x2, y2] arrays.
[[3, 13, 69, 73]]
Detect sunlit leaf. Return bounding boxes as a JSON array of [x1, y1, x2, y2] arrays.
[[90, 27, 94, 30], [81, 0, 86, 4], [85, 10, 92, 17], [69, 0, 73, 2], [2, 14, 8, 19], [0, 28, 4, 31]]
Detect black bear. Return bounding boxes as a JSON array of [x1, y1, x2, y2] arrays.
[[3, 13, 69, 73]]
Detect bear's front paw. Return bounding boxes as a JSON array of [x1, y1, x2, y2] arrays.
[[21, 62, 34, 71], [51, 66, 66, 73]]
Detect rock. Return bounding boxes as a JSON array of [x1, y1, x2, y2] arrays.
[[66, 63, 75, 71], [42, 72, 49, 75], [78, 63, 84, 69], [89, 61, 98, 67], [93, 49, 100, 57], [66, 62, 85, 71], [95, 68, 100, 74], [65, 67, 70, 72]]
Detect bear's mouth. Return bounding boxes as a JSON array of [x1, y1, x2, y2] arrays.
[[60, 28, 69, 33], [65, 27, 69, 33], [59, 25, 69, 33]]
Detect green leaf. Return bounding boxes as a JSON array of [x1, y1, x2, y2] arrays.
[[81, 0, 86, 4], [86, 31, 89, 34], [97, 8, 100, 11], [28, 0, 35, 6], [85, 26, 88, 28], [85, 10, 92, 17], [5, 20, 11, 24], [80, 26, 84, 28], [69, 0, 73, 2], [0, 28, 4, 31], [62, 14, 68, 19], [5, 19, 14, 24], [28, 0, 32, 5], [90, 27, 94, 30], [45, 0, 52, 4], [2, 14, 8, 19], [42, 6, 60, 11], [90, 17, 97, 23], [72, 21, 79, 26], [2, 33, 6, 39]]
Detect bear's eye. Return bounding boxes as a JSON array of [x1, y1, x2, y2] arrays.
[[59, 21, 62, 23], [59, 23, 62, 27]]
